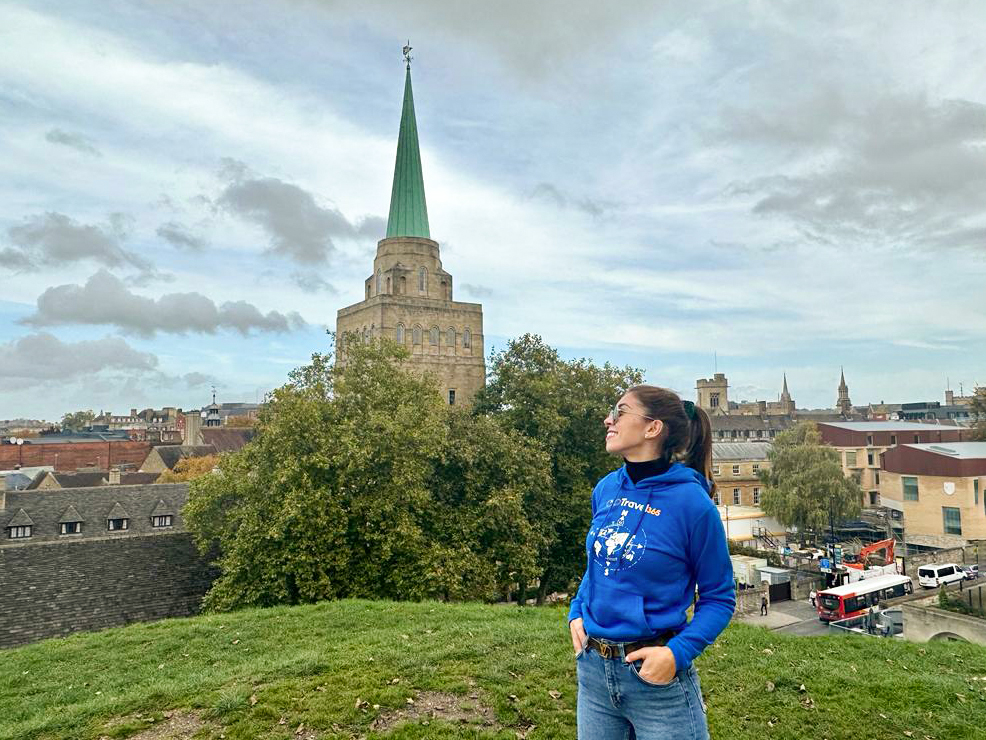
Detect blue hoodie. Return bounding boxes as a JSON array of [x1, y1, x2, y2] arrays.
[[568, 462, 735, 672]]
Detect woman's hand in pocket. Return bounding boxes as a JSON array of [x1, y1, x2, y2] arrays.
[[625, 646, 676, 684], [569, 617, 586, 655]]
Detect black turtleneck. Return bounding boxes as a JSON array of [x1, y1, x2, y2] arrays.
[[624, 457, 671, 485]]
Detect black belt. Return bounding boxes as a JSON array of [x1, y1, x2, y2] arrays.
[[586, 632, 676, 660]]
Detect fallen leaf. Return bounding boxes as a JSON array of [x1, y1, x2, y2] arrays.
[[548, 690, 562, 700], [278, 717, 287, 725], [766, 682, 775, 692], [249, 694, 258, 706], [763, 648, 774, 655], [294, 723, 304, 735], [406, 697, 414, 705], [798, 684, 806, 693], [508, 694, 518, 702]]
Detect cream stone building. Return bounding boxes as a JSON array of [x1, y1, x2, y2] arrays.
[[711, 441, 771, 508], [880, 442, 986, 542], [335, 59, 485, 406], [817, 421, 972, 509]]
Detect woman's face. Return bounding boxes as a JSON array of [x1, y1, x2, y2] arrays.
[[604, 392, 663, 460]]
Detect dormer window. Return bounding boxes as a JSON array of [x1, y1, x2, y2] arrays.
[[152, 515, 173, 528], [59, 505, 84, 536], [9, 525, 31, 539], [107, 502, 130, 531]]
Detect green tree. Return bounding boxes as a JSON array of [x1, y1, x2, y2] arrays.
[[971, 387, 986, 441], [758, 422, 862, 542], [424, 411, 552, 602], [184, 334, 547, 611], [473, 333, 644, 604], [60, 409, 95, 431]]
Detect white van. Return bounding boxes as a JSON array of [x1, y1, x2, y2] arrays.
[[917, 563, 965, 588]]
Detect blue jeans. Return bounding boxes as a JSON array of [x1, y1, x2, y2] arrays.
[[576, 640, 709, 740]]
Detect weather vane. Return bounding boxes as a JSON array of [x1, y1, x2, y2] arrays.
[[403, 40, 413, 69]]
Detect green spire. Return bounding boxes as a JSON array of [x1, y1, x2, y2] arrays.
[[386, 65, 430, 239]]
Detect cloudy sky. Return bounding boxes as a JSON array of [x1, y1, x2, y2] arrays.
[[2, 0, 984, 420]]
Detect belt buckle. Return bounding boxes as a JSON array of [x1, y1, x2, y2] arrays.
[[598, 642, 614, 659]]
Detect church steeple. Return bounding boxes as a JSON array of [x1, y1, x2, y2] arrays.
[[386, 53, 430, 239], [837, 367, 852, 416], [781, 372, 790, 401]]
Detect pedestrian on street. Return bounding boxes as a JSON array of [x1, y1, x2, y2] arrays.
[[760, 594, 768, 616], [568, 385, 735, 740], [809, 589, 816, 608]]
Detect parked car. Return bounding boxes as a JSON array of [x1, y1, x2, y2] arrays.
[[917, 563, 965, 588], [960, 564, 980, 580]]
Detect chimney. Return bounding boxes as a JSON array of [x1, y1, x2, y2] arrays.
[[108, 468, 121, 485], [131, 408, 137, 417]]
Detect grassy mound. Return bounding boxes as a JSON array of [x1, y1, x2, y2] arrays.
[[2, 599, 985, 739]]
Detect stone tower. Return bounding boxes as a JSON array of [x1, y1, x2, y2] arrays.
[[696, 373, 729, 415], [837, 368, 852, 416], [335, 58, 485, 407]]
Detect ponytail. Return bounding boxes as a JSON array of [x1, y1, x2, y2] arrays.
[[627, 385, 717, 499], [685, 405, 716, 497]]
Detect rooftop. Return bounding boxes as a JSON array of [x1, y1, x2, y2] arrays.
[[818, 421, 964, 432], [712, 442, 772, 460], [901, 442, 986, 460]]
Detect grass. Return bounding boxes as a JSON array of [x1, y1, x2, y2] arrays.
[[1, 599, 985, 739]]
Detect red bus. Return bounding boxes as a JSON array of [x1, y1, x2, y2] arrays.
[[816, 574, 913, 622]]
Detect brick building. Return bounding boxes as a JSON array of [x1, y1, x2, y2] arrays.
[[0, 438, 151, 472]]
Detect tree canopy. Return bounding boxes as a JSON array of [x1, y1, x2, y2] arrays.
[[157, 454, 220, 483], [473, 333, 644, 601], [60, 409, 94, 431], [758, 422, 862, 540], [971, 387, 986, 441], [184, 335, 550, 611]]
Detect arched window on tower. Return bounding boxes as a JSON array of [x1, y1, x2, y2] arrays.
[[412, 326, 422, 345], [446, 327, 455, 348], [430, 326, 439, 346], [395, 323, 405, 344], [441, 280, 449, 300], [376, 269, 382, 295], [419, 267, 427, 293], [386, 276, 391, 294], [365, 283, 371, 299], [399, 276, 406, 294], [463, 328, 472, 349]]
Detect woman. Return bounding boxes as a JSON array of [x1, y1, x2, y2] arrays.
[[568, 385, 735, 739]]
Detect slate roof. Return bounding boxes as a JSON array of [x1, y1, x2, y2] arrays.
[[25, 471, 161, 489], [0, 483, 189, 545], [58, 504, 84, 523], [200, 428, 254, 453], [107, 502, 130, 520], [6, 508, 34, 527], [152, 445, 217, 470], [150, 499, 174, 516], [712, 442, 772, 461]]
